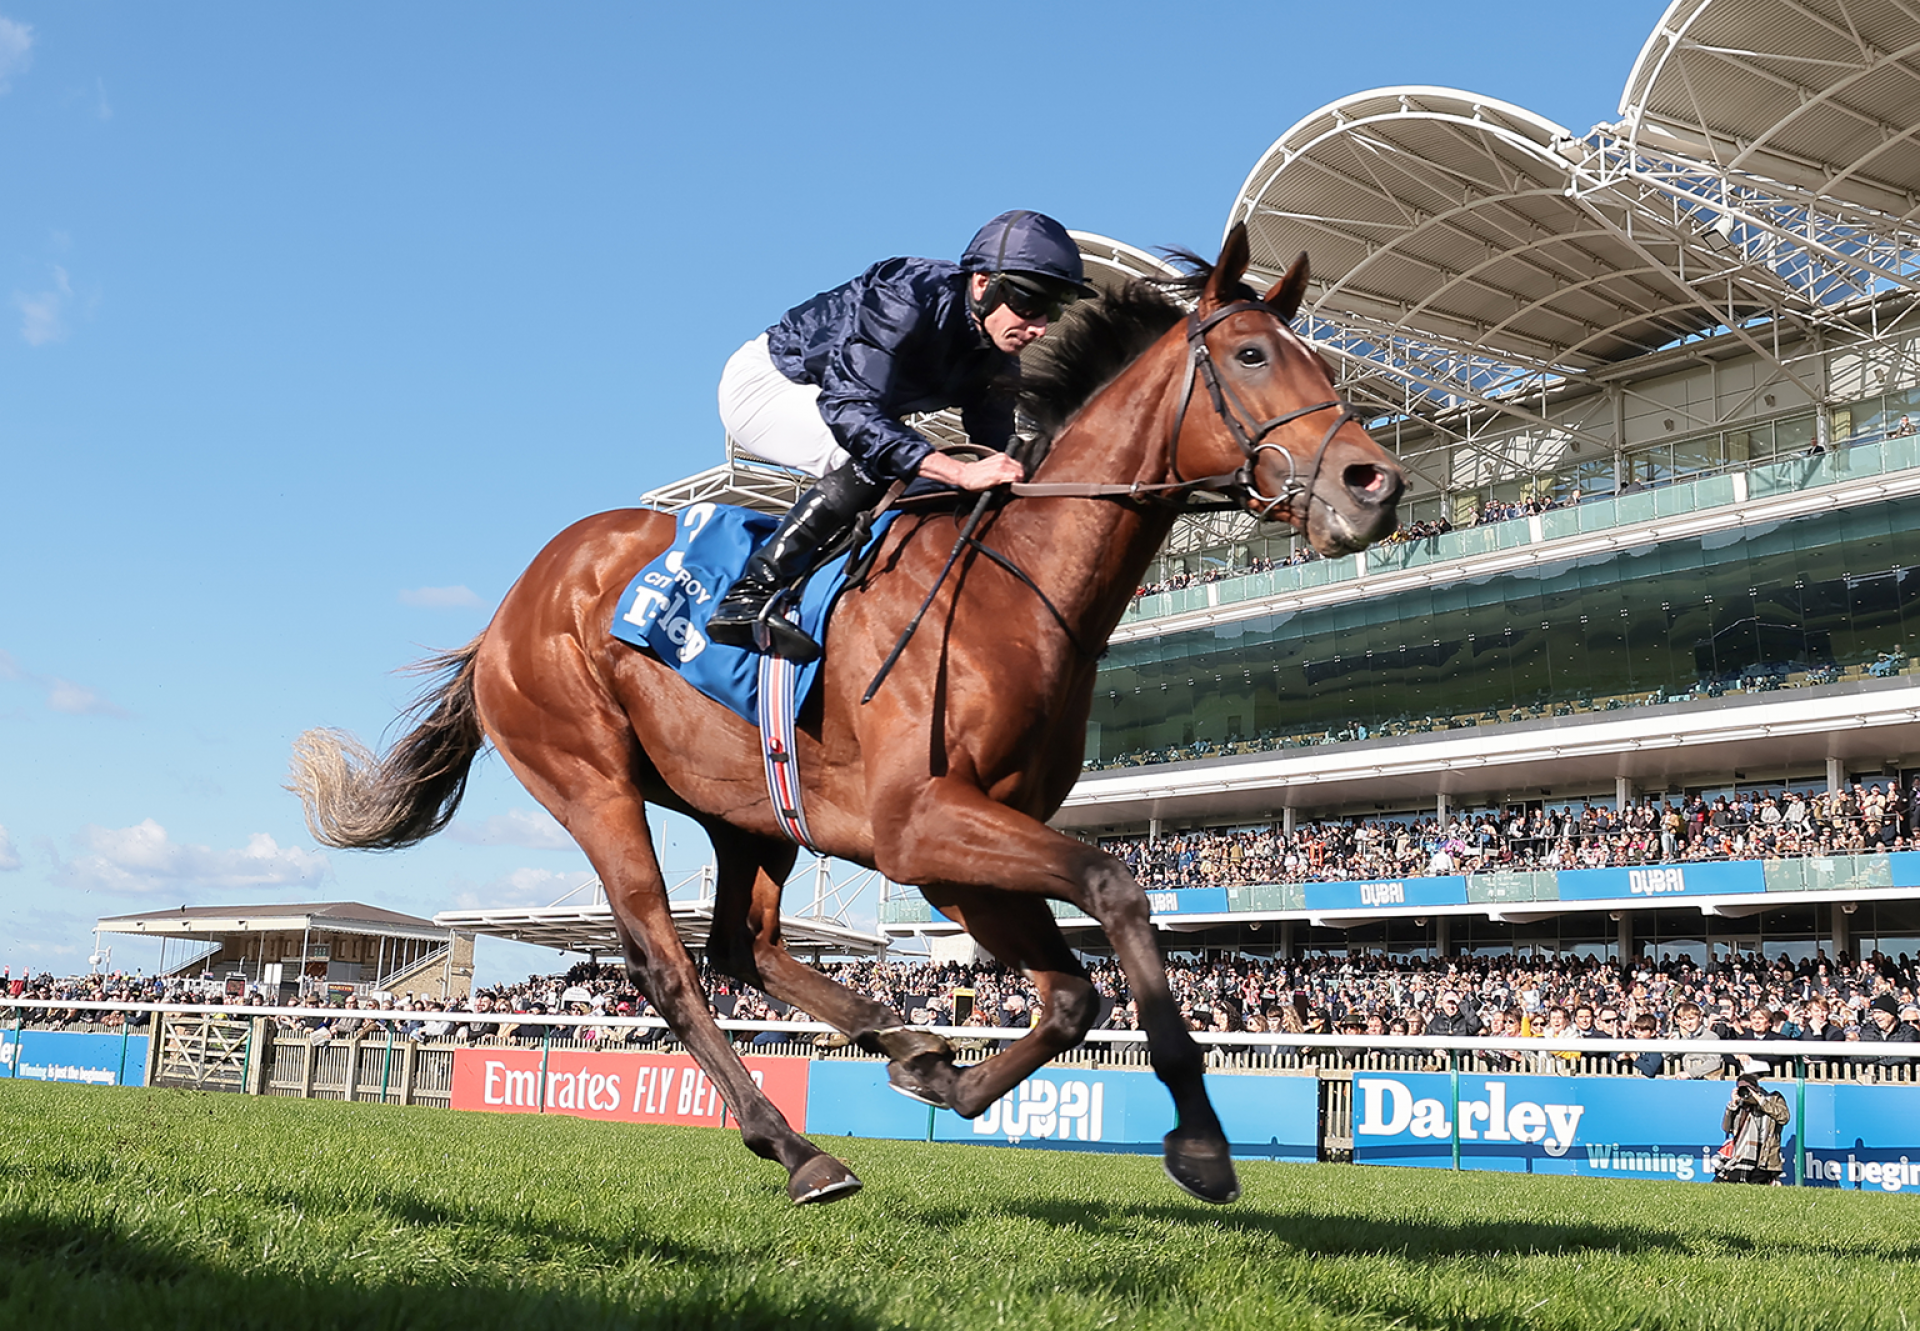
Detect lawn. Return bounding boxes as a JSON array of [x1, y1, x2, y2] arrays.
[[2, 1080, 1916, 1329]]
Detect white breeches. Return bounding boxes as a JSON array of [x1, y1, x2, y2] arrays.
[[716, 334, 849, 478]]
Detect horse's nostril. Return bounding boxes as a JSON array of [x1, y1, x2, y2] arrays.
[[1344, 463, 1401, 504]]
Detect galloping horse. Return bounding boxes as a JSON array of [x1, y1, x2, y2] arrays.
[[290, 225, 1403, 1205]]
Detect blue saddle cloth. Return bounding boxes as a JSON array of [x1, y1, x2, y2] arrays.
[[609, 501, 897, 725]]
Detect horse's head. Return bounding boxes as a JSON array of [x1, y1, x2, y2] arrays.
[[1178, 224, 1403, 554]]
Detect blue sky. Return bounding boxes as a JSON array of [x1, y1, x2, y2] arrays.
[[0, 2, 1662, 985]]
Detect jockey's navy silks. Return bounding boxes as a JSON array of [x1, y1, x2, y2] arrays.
[[765, 257, 1019, 482]]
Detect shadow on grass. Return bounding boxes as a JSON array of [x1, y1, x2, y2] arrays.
[[989, 1192, 1918, 1266], [0, 1208, 885, 1331]]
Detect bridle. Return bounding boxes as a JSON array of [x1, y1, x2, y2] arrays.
[[1011, 296, 1365, 520], [1168, 300, 1362, 520]]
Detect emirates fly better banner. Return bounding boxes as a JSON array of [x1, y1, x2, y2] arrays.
[[449, 1048, 809, 1128]]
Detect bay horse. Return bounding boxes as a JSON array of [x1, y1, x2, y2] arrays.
[[289, 224, 1403, 1205]]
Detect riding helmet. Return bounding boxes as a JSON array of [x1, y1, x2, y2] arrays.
[[960, 210, 1096, 296]]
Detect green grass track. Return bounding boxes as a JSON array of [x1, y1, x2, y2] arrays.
[[3, 1080, 1918, 1329]]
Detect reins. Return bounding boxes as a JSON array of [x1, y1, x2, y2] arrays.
[[862, 297, 1358, 703]]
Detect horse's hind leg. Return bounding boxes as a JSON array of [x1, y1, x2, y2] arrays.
[[703, 824, 951, 1070], [484, 753, 859, 1203], [889, 886, 1101, 1113]]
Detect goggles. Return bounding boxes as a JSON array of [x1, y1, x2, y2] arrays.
[[997, 275, 1075, 323]]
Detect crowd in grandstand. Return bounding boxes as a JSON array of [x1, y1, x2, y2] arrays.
[[1096, 783, 1918, 888], [11, 934, 1920, 1079]]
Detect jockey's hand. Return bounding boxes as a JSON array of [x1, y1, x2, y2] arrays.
[[918, 450, 1026, 491]]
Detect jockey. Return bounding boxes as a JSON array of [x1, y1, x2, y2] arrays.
[[705, 209, 1094, 661]]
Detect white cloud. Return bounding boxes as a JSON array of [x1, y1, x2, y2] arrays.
[[15, 263, 71, 345], [0, 647, 128, 717], [55, 819, 329, 895], [0, 17, 32, 94], [0, 823, 20, 871], [450, 807, 574, 851], [45, 677, 128, 716], [398, 585, 485, 608], [450, 867, 592, 911]]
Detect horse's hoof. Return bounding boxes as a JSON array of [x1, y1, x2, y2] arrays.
[[1163, 1133, 1241, 1205], [872, 1026, 954, 1065], [788, 1153, 863, 1205], [886, 1057, 955, 1109]]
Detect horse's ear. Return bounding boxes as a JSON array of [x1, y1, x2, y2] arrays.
[[1202, 222, 1253, 309], [1264, 252, 1311, 321]]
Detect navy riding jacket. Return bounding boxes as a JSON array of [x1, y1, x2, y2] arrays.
[[765, 257, 1019, 483]]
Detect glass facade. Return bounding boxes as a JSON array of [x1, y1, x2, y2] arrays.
[[1090, 495, 1920, 764]]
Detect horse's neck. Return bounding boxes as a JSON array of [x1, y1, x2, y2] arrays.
[[994, 342, 1186, 639]]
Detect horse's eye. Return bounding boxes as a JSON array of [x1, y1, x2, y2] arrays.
[[1235, 346, 1266, 367]]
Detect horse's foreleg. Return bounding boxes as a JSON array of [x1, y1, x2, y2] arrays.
[[1076, 855, 1239, 1204], [703, 827, 951, 1068], [878, 784, 1238, 1204]]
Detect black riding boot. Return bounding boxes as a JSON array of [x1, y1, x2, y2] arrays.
[[707, 464, 885, 662]]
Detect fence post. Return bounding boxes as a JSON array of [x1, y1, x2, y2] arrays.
[[299, 1038, 318, 1099], [147, 1014, 167, 1086], [1794, 1055, 1807, 1186], [239, 1018, 256, 1096], [379, 1032, 395, 1104], [538, 1028, 551, 1113], [399, 1040, 418, 1106], [246, 1018, 269, 1095], [7, 1005, 20, 1079], [1448, 1051, 1461, 1171]]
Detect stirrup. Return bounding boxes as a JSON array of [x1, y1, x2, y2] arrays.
[[751, 602, 822, 664]]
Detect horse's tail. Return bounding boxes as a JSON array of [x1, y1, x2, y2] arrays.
[[287, 637, 486, 850]]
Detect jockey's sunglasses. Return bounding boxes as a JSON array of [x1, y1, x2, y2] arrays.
[[998, 276, 1074, 323]]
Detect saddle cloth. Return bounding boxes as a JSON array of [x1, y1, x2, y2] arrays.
[[608, 501, 897, 726]]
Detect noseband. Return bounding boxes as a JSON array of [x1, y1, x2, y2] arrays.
[[1165, 300, 1363, 520]]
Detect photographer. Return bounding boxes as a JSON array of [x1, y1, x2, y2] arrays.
[[1715, 1070, 1791, 1185]]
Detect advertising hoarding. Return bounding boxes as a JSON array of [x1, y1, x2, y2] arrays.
[[0, 1029, 149, 1087], [448, 1048, 808, 1129]]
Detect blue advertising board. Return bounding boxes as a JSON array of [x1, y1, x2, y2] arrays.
[[1556, 861, 1764, 901], [1303, 876, 1469, 913], [930, 1067, 1317, 1161], [803, 1061, 1316, 1161], [1141, 887, 1230, 915], [1892, 852, 1920, 887], [1352, 1072, 1920, 1189], [0, 1029, 149, 1086], [1799, 1083, 1920, 1193], [1353, 1072, 1737, 1180], [803, 1060, 935, 1141]]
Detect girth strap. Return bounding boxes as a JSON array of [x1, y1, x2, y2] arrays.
[[757, 653, 818, 849]]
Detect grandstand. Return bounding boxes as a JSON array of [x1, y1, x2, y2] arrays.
[[637, 0, 1920, 972]]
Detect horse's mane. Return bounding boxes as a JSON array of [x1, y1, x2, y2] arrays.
[[1017, 250, 1261, 439]]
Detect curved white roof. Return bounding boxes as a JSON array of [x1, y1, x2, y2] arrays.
[[1227, 87, 1766, 381], [1623, 0, 1920, 222]]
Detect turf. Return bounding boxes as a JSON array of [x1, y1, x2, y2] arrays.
[[2, 1081, 1917, 1330]]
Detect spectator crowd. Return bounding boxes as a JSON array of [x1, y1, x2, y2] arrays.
[[9, 936, 1920, 1080], [1097, 781, 1919, 889]]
